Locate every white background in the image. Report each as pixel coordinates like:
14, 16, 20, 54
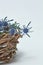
0, 0, 43, 65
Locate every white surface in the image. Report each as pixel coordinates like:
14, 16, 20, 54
0, 0, 43, 65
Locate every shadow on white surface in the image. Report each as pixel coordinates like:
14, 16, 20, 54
0, 51, 24, 65
0, 50, 37, 65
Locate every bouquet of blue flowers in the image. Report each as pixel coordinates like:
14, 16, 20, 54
0, 17, 32, 63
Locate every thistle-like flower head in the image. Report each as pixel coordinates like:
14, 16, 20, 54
9, 28, 16, 35
20, 21, 33, 37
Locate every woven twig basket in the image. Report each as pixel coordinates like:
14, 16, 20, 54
0, 33, 22, 63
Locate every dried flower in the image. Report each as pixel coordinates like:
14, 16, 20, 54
20, 21, 32, 37
9, 28, 16, 35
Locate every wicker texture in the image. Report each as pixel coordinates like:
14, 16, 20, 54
0, 33, 22, 63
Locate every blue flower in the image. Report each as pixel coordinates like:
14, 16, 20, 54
23, 28, 28, 34
9, 28, 16, 35
3, 22, 8, 26
20, 21, 32, 37
0, 21, 3, 27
